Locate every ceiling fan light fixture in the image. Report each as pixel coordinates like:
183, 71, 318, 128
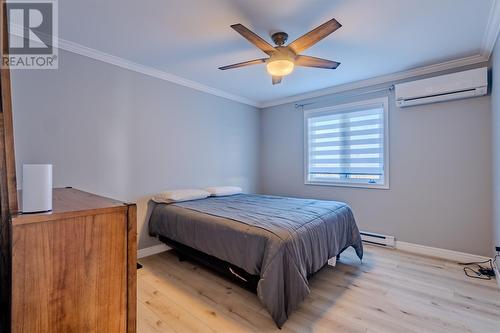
220, 19, 342, 84
266, 58, 294, 76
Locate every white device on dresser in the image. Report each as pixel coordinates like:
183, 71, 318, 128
22, 164, 52, 213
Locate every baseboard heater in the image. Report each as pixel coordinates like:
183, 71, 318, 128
360, 231, 395, 248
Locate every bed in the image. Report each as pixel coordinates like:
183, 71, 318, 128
148, 193, 363, 328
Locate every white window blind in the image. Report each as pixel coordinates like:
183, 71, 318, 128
304, 97, 388, 188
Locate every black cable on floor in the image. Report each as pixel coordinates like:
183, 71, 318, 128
458, 257, 496, 280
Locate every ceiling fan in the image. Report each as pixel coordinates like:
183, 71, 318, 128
219, 19, 341, 85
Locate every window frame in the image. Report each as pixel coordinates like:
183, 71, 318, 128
303, 96, 390, 189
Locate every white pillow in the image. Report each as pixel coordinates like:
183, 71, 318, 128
152, 189, 210, 204
204, 186, 242, 197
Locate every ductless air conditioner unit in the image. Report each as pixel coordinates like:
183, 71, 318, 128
395, 67, 488, 108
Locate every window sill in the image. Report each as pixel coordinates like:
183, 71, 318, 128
304, 180, 390, 190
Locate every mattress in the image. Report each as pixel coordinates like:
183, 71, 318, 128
148, 193, 363, 327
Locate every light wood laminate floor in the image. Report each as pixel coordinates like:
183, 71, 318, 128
137, 245, 500, 333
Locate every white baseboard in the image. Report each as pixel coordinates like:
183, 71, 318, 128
396, 241, 491, 263
138, 244, 171, 259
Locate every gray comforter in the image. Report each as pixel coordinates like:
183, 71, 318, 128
149, 194, 363, 327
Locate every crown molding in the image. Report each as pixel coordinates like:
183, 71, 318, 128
8, 24, 259, 107
55, 38, 259, 107
259, 0, 499, 108
481, 0, 500, 58
259, 53, 488, 108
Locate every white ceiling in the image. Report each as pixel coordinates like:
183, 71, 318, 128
59, 0, 497, 106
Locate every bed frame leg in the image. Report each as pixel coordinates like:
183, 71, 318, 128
327, 254, 341, 267
327, 257, 336, 267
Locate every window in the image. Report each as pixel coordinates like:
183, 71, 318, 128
304, 97, 389, 189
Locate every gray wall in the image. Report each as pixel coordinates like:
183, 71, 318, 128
11, 49, 260, 249
260, 67, 493, 256
492, 34, 500, 254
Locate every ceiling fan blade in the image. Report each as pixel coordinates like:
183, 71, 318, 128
295, 55, 340, 69
219, 58, 267, 70
231, 24, 276, 55
288, 18, 341, 54
272, 76, 282, 85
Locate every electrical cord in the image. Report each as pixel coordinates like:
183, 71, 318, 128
458, 257, 497, 280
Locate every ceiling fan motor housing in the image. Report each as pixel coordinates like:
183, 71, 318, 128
271, 32, 288, 46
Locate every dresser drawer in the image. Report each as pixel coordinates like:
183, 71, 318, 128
10, 188, 136, 333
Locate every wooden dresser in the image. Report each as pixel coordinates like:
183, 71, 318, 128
10, 188, 137, 333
